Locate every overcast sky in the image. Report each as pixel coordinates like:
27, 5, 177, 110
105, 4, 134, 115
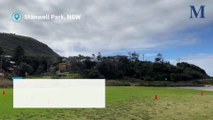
1, 0, 213, 76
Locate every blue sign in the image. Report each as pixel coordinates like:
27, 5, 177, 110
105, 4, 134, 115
12, 77, 22, 80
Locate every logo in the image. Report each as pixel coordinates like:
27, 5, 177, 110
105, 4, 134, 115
12, 11, 22, 22
190, 5, 205, 18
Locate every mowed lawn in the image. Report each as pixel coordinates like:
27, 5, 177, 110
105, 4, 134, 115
0, 87, 213, 120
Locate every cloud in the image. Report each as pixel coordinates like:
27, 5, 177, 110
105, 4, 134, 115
0, 0, 213, 57
144, 53, 157, 57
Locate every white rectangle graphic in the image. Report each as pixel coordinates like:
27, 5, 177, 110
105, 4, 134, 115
13, 79, 105, 108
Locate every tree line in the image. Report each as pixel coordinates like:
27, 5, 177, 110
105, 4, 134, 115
0, 46, 209, 81
68, 52, 209, 81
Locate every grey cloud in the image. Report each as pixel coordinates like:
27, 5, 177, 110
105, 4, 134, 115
0, 0, 213, 56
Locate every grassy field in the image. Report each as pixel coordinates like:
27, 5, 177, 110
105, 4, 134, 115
0, 87, 213, 120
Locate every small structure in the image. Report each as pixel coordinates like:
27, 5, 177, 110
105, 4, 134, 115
58, 63, 70, 72
0, 70, 4, 77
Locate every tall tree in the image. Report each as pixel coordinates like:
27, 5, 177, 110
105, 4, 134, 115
0, 47, 4, 70
0, 47, 4, 55
155, 53, 164, 63
13, 45, 25, 63
97, 52, 102, 61
128, 52, 139, 61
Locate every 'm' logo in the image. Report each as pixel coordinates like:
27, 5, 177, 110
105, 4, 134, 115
190, 5, 205, 18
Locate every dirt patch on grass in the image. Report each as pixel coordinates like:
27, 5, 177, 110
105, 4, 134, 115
0, 79, 13, 87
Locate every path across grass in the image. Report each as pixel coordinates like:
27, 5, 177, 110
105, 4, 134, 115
0, 87, 213, 120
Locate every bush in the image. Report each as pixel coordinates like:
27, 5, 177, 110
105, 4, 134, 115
106, 80, 130, 86
18, 62, 33, 76
83, 68, 104, 79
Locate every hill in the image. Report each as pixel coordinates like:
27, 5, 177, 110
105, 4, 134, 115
67, 55, 210, 81
0, 33, 59, 57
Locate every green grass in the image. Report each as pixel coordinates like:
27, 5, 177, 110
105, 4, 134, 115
62, 72, 83, 79
0, 87, 213, 120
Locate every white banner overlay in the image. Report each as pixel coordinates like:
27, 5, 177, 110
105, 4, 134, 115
13, 79, 105, 108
